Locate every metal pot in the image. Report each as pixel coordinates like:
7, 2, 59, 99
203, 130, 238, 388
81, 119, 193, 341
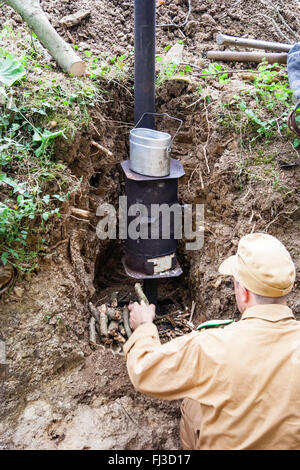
129, 112, 182, 178
130, 127, 172, 177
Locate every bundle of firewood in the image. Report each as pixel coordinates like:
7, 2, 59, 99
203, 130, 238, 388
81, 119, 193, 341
88, 294, 132, 350
88, 283, 197, 350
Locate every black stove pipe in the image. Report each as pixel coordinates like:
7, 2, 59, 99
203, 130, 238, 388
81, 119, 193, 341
134, 0, 158, 306
134, 0, 156, 129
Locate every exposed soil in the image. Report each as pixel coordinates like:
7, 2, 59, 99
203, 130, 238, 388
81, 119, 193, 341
0, 0, 300, 450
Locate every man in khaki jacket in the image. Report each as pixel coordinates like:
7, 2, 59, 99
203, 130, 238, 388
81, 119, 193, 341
123, 233, 299, 450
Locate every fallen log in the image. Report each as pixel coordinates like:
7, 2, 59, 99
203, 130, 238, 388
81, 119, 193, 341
216, 33, 292, 53
206, 50, 287, 64
4, 0, 86, 76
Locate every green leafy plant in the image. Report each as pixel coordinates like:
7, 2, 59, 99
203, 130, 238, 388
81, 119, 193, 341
217, 62, 293, 146
32, 128, 66, 157
0, 31, 88, 271
156, 42, 193, 85
201, 63, 230, 84
0, 55, 26, 86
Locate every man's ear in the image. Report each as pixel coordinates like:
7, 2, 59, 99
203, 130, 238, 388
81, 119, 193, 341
240, 284, 249, 303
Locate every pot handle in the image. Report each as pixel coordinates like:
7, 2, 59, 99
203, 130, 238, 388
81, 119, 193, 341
134, 112, 183, 150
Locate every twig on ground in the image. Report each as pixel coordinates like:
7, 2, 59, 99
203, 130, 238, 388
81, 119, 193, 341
275, 9, 298, 41
185, 96, 202, 109
91, 141, 113, 158
258, 0, 299, 40
264, 208, 298, 232
64, 28, 76, 44
48, 238, 69, 252
203, 105, 211, 174
203, 145, 210, 174
199, 170, 204, 190
189, 301, 196, 322
71, 207, 91, 219
157, 0, 192, 28
70, 215, 90, 223
254, 14, 291, 42
108, 79, 134, 98
187, 164, 203, 193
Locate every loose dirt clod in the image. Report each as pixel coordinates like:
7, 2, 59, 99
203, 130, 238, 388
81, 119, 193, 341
59, 9, 90, 27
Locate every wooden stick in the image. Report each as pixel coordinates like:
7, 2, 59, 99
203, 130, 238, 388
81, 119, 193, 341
98, 304, 108, 337
89, 317, 97, 346
122, 306, 132, 339
88, 302, 99, 322
107, 307, 122, 321
207, 50, 287, 64
110, 291, 118, 308
108, 320, 119, 332
134, 283, 150, 306
71, 207, 91, 219
216, 33, 292, 52
189, 301, 196, 323
91, 141, 113, 158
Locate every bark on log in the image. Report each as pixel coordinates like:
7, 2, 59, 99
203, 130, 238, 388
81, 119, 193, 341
216, 33, 292, 53
4, 0, 86, 76
207, 50, 287, 64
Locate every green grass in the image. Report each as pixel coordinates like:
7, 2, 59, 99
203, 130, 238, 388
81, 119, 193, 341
217, 61, 293, 146
0, 26, 99, 271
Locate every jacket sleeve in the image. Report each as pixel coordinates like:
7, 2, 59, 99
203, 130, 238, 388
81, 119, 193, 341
288, 43, 300, 100
123, 322, 205, 401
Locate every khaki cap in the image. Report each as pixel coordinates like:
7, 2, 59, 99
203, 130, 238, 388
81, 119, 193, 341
218, 233, 295, 297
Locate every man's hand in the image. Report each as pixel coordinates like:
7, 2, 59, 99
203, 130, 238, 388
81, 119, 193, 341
128, 302, 156, 331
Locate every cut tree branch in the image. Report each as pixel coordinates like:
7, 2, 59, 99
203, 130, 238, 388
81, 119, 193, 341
206, 50, 287, 64
4, 0, 86, 76
216, 33, 292, 52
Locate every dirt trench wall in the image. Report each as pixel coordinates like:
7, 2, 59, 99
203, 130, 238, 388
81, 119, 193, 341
0, 82, 184, 450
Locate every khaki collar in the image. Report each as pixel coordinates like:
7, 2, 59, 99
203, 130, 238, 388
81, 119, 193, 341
241, 304, 295, 322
